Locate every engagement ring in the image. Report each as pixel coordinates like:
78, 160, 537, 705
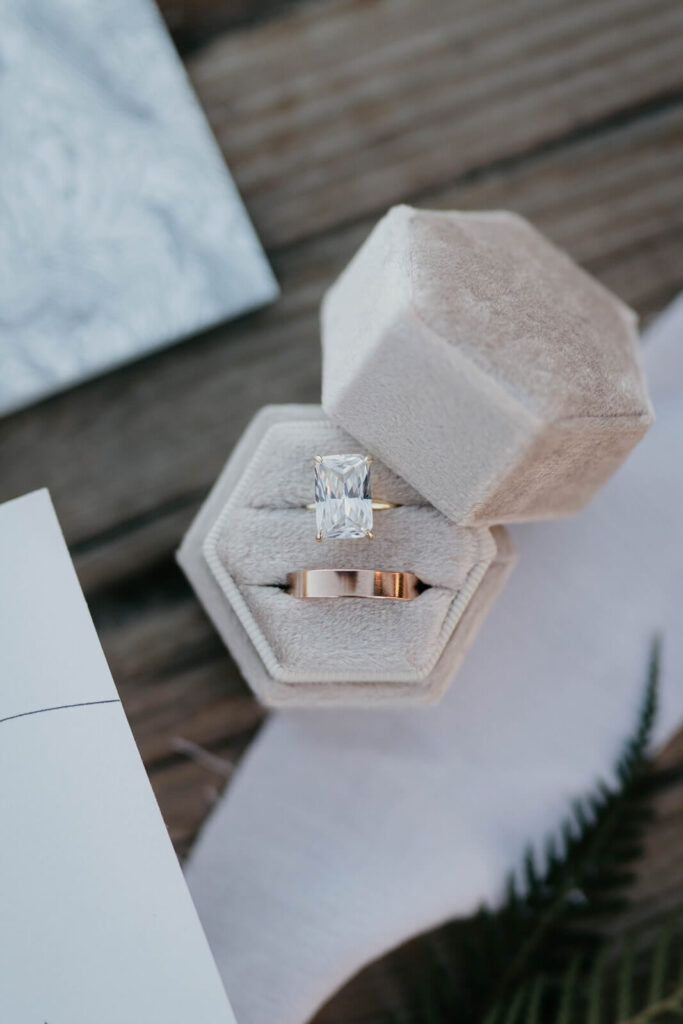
306, 453, 398, 541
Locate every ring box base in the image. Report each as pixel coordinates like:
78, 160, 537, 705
178, 405, 517, 708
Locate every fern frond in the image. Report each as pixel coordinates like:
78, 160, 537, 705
586, 948, 608, 1024
526, 976, 545, 1024
647, 918, 673, 1004
483, 919, 683, 1024
557, 956, 582, 1024
396, 638, 663, 1024
617, 932, 638, 1021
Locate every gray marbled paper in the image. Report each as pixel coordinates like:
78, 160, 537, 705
0, 0, 278, 416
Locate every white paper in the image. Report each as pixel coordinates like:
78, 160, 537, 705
0, 490, 237, 1024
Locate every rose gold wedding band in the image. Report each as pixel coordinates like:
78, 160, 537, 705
287, 569, 422, 600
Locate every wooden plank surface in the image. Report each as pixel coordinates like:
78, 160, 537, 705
189, 0, 683, 246
1, 0, 682, 1018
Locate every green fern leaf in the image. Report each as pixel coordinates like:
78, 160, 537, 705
616, 932, 637, 1021
556, 957, 582, 1024
394, 638, 662, 1024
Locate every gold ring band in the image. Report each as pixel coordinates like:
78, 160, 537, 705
303, 500, 398, 512
287, 569, 423, 600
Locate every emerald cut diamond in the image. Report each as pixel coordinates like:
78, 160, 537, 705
314, 453, 373, 540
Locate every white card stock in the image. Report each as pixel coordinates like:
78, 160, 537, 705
0, 490, 237, 1024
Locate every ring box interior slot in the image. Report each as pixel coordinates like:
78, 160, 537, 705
178, 207, 653, 708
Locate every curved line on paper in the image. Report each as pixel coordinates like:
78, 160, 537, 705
0, 698, 121, 726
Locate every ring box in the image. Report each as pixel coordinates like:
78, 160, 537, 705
178, 207, 653, 708
178, 404, 517, 707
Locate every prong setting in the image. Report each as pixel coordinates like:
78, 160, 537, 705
313, 453, 373, 540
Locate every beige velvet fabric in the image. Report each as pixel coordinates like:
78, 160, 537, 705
177, 405, 518, 708
321, 206, 653, 525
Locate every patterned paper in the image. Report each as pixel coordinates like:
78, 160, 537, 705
0, 0, 278, 416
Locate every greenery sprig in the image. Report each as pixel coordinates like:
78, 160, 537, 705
392, 639, 674, 1024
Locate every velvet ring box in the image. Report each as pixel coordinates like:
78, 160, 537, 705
178, 207, 653, 709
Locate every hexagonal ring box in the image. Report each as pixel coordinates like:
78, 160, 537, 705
178, 207, 653, 708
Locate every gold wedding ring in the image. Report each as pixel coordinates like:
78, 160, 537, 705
303, 500, 397, 512
287, 569, 423, 600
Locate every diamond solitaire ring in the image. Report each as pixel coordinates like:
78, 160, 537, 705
306, 453, 398, 541
287, 569, 423, 600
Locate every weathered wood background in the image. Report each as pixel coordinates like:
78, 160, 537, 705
1, 0, 682, 1018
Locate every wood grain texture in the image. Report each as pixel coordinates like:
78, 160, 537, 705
188, 0, 683, 247
0, 0, 681, 1016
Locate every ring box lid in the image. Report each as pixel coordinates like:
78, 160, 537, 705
321, 206, 654, 525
